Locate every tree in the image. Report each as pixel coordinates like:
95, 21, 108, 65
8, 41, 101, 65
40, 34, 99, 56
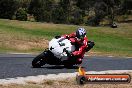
19, 0, 31, 8
102, 0, 121, 24
121, 0, 132, 14
90, 1, 107, 26
57, 0, 84, 24
86, 0, 121, 26
52, 6, 66, 23
58, 0, 71, 23
0, 0, 20, 19
28, 0, 54, 22
77, 0, 104, 26
16, 8, 27, 21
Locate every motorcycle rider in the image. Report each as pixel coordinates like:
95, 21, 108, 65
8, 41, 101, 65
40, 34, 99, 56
62, 27, 88, 64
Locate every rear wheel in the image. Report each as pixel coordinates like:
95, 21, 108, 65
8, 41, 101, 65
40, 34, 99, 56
32, 53, 46, 68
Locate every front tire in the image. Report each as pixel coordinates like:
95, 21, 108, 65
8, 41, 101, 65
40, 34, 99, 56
32, 53, 46, 68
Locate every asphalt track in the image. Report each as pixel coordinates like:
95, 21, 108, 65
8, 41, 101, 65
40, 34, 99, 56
0, 54, 132, 79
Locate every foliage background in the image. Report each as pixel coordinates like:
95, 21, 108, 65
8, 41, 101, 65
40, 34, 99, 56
0, 0, 131, 26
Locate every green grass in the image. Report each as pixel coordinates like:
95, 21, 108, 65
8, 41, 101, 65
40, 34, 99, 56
88, 27, 132, 56
0, 19, 132, 57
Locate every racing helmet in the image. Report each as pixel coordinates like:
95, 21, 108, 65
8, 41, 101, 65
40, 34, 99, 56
76, 28, 86, 39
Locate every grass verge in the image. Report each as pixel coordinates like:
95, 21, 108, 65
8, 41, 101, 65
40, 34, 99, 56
0, 19, 131, 57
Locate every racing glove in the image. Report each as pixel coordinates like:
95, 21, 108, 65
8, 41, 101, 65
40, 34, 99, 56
65, 35, 69, 39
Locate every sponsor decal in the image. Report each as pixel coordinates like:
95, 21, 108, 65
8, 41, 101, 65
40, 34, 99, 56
76, 67, 131, 85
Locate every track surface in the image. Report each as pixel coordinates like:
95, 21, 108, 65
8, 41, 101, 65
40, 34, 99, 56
0, 54, 132, 79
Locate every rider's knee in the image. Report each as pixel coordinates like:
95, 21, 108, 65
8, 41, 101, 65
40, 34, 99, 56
77, 58, 82, 64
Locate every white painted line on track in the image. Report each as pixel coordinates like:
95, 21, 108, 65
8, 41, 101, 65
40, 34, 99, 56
108, 56, 114, 57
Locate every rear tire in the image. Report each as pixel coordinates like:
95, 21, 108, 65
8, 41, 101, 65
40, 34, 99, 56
32, 53, 46, 68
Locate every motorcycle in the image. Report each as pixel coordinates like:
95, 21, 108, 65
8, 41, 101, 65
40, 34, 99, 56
32, 36, 94, 68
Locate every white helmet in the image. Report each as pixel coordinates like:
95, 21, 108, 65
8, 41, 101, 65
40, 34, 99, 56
76, 28, 86, 39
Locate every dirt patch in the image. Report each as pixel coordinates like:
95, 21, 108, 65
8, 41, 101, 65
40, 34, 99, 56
39, 76, 132, 88
0, 84, 41, 88
0, 30, 49, 52
0, 73, 132, 88
0, 33, 49, 51
9, 39, 49, 51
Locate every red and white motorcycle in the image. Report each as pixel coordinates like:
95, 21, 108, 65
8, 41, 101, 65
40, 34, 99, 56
32, 36, 94, 68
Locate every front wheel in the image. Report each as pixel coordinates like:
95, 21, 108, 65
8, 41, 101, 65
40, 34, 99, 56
32, 53, 46, 68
